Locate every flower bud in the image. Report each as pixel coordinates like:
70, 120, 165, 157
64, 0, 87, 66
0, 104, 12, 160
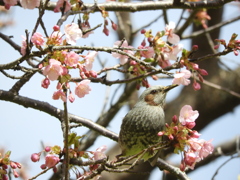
31, 153, 40, 162
45, 146, 51, 152
192, 45, 198, 51
193, 81, 201, 91
157, 131, 164, 136
140, 29, 146, 34
172, 115, 178, 123
198, 68, 208, 76
53, 25, 60, 31
168, 134, 174, 140
40, 164, 47, 170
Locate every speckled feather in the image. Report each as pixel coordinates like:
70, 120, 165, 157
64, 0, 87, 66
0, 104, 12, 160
118, 85, 176, 164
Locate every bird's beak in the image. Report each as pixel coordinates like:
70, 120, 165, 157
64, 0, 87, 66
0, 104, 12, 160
163, 84, 178, 92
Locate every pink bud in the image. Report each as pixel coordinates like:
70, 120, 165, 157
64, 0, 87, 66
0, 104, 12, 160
191, 63, 199, 70
198, 69, 208, 76
147, 37, 152, 43
2, 164, 8, 170
140, 29, 146, 34
214, 44, 220, 49
45, 146, 51, 152
151, 75, 158, 81
192, 45, 198, 51
165, 123, 169, 128
2, 174, 8, 180
193, 81, 201, 91
168, 134, 174, 140
89, 70, 98, 78
45, 154, 60, 168
10, 162, 17, 169
234, 50, 239, 56
41, 78, 50, 89
111, 21, 118, 30
186, 122, 196, 129
103, 26, 109, 36
13, 170, 19, 178
68, 92, 75, 103
53, 25, 60, 31
141, 39, 146, 46
157, 131, 164, 136
172, 115, 178, 123
130, 60, 137, 65
190, 130, 201, 138
31, 153, 40, 162
40, 164, 47, 169
173, 126, 178, 132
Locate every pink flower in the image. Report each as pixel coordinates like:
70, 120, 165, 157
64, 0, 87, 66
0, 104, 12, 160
158, 55, 171, 68
168, 44, 183, 60
112, 40, 134, 65
75, 80, 91, 98
64, 51, 79, 67
31, 32, 44, 46
172, 70, 191, 86
49, 31, 63, 45
179, 105, 199, 127
93, 145, 107, 160
45, 154, 60, 168
198, 139, 214, 159
21, 36, 27, 56
139, 45, 154, 58
52, 90, 66, 102
42, 59, 63, 81
165, 21, 180, 44
183, 151, 198, 170
3, 0, 18, 9
20, 0, 40, 9
85, 51, 98, 71
54, 0, 71, 13
64, 23, 82, 45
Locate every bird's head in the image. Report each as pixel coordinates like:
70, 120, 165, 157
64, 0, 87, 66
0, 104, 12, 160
138, 85, 177, 106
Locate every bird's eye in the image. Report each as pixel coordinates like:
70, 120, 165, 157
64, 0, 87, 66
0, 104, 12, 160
150, 90, 157, 94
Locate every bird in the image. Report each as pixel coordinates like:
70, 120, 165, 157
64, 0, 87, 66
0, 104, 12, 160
118, 84, 177, 166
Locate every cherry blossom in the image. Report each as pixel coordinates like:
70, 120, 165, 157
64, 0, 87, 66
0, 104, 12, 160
52, 90, 66, 102
42, 59, 63, 81
138, 45, 154, 58
20, 0, 40, 9
68, 91, 75, 103
93, 145, 107, 160
198, 139, 214, 159
179, 105, 199, 127
64, 23, 82, 45
44, 154, 60, 168
31, 32, 44, 46
112, 40, 134, 65
64, 51, 79, 67
172, 70, 191, 86
31, 153, 40, 162
165, 21, 180, 44
48, 31, 63, 45
54, 0, 71, 13
85, 51, 98, 71
75, 80, 91, 98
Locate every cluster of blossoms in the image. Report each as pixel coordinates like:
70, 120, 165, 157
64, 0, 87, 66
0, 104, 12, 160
21, 23, 100, 102
31, 146, 61, 172
30, 134, 107, 180
0, 151, 22, 179
111, 21, 208, 90
158, 105, 214, 171
215, 33, 240, 56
